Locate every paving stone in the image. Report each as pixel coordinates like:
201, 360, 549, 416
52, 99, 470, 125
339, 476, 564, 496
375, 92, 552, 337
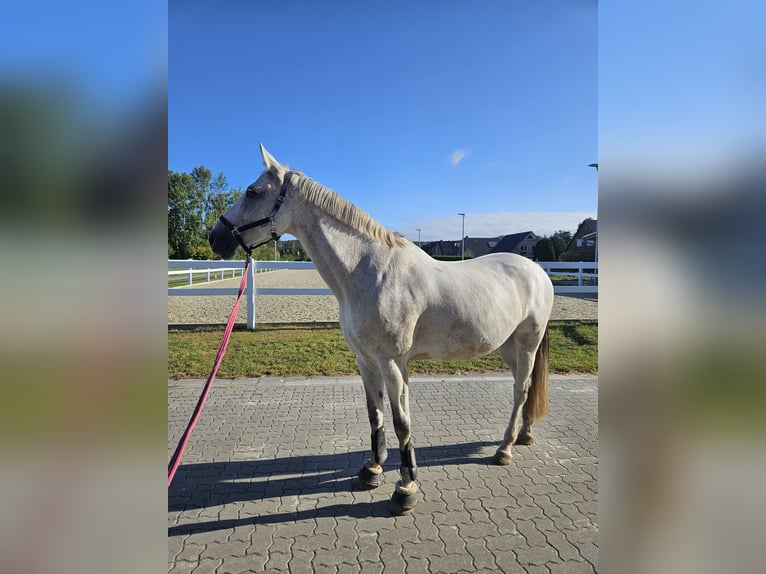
378, 526, 417, 547
494, 549, 525, 573
350, 531, 378, 561
240, 549, 268, 571
465, 537, 498, 571
191, 557, 221, 573
175, 542, 205, 564
313, 547, 359, 568
269, 536, 293, 555
457, 520, 500, 540
168, 374, 598, 574
544, 531, 583, 562
437, 524, 467, 555
402, 539, 446, 560
576, 541, 598, 569
215, 554, 264, 574
168, 535, 186, 562
516, 519, 548, 547
379, 545, 406, 573
263, 551, 290, 572
169, 560, 197, 574
516, 544, 560, 566
200, 540, 249, 560
548, 559, 597, 574
359, 561, 384, 574
428, 552, 475, 573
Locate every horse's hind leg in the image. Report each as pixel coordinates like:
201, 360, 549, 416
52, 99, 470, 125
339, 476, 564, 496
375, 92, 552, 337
379, 358, 418, 515
493, 325, 545, 465
354, 357, 387, 489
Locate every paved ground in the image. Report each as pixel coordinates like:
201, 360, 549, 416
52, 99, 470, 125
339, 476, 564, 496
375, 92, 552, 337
168, 373, 598, 573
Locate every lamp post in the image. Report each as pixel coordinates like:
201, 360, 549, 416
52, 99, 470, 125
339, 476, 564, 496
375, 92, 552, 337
416, 228, 421, 247
588, 163, 598, 261
458, 213, 466, 260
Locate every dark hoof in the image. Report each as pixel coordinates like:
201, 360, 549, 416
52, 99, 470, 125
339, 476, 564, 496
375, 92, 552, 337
514, 432, 535, 445
353, 465, 384, 490
390, 490, 417, 516
492, 449, 513, 466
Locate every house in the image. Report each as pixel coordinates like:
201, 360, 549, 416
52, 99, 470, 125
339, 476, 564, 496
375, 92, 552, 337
420, 232, 539, 259
562, 218, 598, 261
419, 237, 500, 258
418, 240, 461, 258
489, 231, 539, 259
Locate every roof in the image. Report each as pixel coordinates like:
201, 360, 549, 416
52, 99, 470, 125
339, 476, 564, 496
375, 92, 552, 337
463, 236, 504, 257
420, 232, 539, 258
575, 218, 597, 238
565, 218, 598, 252
489, 231, 538, 254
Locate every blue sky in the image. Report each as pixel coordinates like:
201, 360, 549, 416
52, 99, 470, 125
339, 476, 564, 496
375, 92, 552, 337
1, 1, 166, 115
599, 1, 765, 177
169, 0, 597, 241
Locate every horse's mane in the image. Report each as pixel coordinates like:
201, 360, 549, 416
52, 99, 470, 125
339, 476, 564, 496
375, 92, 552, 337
293, 173, 410, 248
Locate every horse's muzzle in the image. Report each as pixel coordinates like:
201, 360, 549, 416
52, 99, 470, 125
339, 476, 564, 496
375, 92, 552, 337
208, 224, 238, 259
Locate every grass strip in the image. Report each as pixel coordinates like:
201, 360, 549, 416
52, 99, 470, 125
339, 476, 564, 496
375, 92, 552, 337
168, 321, 596, 379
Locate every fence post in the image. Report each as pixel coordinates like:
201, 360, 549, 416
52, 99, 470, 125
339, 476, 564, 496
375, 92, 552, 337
247, 260, 256, 330
188, 268, 193, 285
578, 262, 583, 286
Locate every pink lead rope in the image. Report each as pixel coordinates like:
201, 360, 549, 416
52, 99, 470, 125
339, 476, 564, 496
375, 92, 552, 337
168, 257, 251, 487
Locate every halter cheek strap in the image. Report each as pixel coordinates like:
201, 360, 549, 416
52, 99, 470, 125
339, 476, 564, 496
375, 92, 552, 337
218, 171, 292, 255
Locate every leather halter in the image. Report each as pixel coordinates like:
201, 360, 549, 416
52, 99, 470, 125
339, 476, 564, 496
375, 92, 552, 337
218, 172, 293, 255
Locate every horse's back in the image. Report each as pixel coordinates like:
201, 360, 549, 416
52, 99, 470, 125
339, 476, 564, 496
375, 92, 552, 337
431, 252, 552, 314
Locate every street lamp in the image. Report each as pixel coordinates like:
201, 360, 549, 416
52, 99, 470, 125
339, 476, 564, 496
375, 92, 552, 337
416, 228, 421, 247
458, 213, 466, 260
588, 163, 598, 261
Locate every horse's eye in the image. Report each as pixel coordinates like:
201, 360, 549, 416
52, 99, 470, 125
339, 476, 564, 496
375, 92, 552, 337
246, 186, 258, 197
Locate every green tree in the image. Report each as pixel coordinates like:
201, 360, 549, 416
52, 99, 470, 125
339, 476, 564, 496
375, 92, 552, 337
168, 166, 243, 259
550, 230, 573, 260
534, 237, 556, 261
168, 170, 204, 259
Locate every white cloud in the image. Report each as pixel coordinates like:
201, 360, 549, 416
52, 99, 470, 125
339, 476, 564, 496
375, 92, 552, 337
396, 211, 597, 243
448, 148, 469, 166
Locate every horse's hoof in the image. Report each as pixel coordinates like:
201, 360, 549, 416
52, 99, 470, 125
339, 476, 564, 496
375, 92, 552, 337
389, 480, 418, 516
514, 432, 535, 445
353, 464, 384, 490
492, 449, 513, 466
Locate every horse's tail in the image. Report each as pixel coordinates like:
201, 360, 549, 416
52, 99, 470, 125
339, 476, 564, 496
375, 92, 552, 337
524, 327, 549, 422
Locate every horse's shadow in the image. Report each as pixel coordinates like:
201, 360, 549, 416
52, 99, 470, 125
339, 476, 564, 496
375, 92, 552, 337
168, 441, 497, 534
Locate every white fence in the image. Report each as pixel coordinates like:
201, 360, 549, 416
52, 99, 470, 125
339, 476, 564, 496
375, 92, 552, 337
536, 261, 599, 293
168, 267, 243, 285
168, 259, 597, 329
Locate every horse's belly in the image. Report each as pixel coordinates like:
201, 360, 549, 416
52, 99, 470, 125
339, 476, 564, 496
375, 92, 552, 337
409, 324, 506, 362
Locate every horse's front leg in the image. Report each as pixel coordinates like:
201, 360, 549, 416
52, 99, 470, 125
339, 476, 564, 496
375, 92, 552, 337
354, 358, 387, 489
380, 358, 418, 515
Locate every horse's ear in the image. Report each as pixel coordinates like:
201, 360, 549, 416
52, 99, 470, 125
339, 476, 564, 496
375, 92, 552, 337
260, 143, 282, 174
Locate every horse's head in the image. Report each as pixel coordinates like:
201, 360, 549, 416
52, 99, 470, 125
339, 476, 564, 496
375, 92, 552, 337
209, 144, 292, 259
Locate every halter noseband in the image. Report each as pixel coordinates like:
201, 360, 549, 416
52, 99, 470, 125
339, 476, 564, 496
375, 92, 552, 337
218, 171, 293, 256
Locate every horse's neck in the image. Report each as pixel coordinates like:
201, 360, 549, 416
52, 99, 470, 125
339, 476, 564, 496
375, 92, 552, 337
289, 207, 391, 297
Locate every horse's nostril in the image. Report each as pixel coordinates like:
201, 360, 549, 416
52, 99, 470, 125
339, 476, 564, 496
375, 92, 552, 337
208, 232, 215, 247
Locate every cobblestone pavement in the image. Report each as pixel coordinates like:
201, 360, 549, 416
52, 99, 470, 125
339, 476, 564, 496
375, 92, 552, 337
168, 374, 598, 573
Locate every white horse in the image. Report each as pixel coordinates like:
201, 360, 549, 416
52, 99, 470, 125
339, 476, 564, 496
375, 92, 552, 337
209, 145, 554, 515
